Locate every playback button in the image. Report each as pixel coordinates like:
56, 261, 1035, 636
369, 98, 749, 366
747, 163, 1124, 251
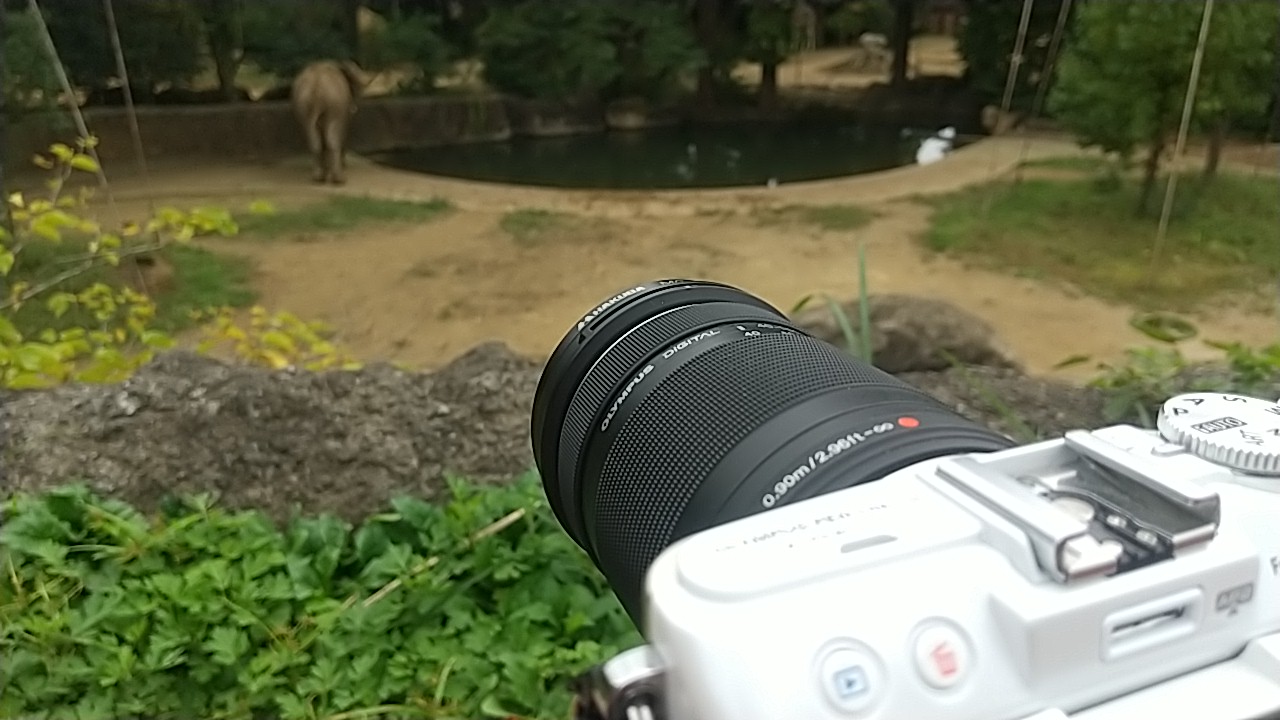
818, 645, 883, 714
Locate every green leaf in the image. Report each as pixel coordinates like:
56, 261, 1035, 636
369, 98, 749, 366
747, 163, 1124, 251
69, 154, 100, 173
13, 343, 61, 372
0, 315, 23, 344
46, 292, 76, 318
204, 626, 249, 666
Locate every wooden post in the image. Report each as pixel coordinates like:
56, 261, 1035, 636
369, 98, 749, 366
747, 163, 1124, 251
0, 5, 14, 238
1149, 0, 1215, 276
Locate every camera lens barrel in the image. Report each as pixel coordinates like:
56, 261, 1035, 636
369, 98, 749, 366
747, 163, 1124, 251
531, 280, 1014, 623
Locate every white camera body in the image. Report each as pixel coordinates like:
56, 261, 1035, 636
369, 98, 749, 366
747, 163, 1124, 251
587, 394, 1280, 720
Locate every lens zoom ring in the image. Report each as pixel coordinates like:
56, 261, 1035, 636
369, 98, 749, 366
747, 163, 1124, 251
593, 332, 937, 611
558, 302, 788, 492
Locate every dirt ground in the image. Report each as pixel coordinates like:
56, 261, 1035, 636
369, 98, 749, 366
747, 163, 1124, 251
66, 41, 1280, 384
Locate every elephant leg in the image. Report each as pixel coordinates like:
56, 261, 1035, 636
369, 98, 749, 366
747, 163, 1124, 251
302, 116, 326, 183
323, 113, 350, 185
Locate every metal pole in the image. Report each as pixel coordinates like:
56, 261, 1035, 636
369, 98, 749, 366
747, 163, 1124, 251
26, 0, 119, 218
0, 5, 15, 238
102, 0, 150, 187
1149, 0, 1215, 275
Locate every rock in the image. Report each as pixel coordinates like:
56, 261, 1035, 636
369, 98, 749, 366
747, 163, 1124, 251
505, 97, 604, 137
0, 342, 540, 525
898, 365, 1109, 441
604, 97, 680, 130
792, 294, 1023, 373
0, 334, 1119, 527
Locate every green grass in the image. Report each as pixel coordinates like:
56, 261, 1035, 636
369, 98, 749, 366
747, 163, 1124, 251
755, 203, 875, 232
1017, 155, 1117, 172
235, 195, 454, 239
499, 208, 572, 247
7, 239, 255, 336
154, 244, 256, 330
923, 171, 1280, 311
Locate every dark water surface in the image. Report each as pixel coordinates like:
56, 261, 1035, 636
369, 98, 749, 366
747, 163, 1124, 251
368, 122, 931, 190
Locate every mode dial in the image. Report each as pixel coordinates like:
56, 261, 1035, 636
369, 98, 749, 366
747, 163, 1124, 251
1157, 393, 1280, 476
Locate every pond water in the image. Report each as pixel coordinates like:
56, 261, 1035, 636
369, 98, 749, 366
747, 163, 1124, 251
368, 122, 937, 190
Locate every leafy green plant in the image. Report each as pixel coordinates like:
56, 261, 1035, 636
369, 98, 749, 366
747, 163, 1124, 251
1089, 340, 1280, 426
0, 473, 641, 720
1, 138, 368, 389
192, 305, 363, 371
0, 138, 238, 389
793, 242, 873, 363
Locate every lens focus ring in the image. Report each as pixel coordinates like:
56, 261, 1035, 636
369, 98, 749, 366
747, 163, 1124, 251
556, 301, 791, 547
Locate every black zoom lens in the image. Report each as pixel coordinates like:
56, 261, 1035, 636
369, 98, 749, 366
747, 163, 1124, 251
530, 280, 1014, 625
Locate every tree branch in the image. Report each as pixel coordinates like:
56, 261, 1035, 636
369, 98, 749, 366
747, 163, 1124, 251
0, 241, 165, 310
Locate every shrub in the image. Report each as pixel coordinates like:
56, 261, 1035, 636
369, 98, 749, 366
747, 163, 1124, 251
0, 473, 640, 719
0, 138, 236, 389
1, 138, 362, 390
1090, 341, 1280, 426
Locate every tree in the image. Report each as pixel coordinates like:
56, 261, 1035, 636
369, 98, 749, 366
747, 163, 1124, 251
603, 1, 704, 104
359, 9, 454, 94
1050, 1, 1231, 213
692, 0, 737, 110
239, 0, 350, 79
959, 0, 1075, 110
888, 0, 914, 87
1193, 0, 1279, 177
2, 7, 61, 117
194, 0, 244, 102
37, 0, 205, 100
738, 0, 792, 110
824, 0, 892, 46
475, 0, 618, 102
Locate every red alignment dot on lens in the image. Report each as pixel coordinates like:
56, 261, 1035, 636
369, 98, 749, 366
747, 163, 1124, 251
898, 417, 920, 428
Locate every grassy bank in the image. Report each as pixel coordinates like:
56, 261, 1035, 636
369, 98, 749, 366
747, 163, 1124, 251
0, 473, 639, 720
923, 169, 1279, 311
235, 196, 454, 240
9, 239, 256, 336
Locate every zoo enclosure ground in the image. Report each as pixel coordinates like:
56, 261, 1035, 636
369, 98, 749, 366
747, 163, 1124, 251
73, 129, 1279, 385
25, 37, 1275, 384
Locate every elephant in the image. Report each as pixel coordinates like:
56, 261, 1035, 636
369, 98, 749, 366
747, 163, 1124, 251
290, 60, 366, 185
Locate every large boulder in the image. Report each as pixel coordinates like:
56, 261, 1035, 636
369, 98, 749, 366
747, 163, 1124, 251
0, 342, 540, 524
792, 294, 1023, 373
0, 332, 1117, 527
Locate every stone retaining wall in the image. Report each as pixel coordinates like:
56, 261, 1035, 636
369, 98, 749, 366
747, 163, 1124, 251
6, 84, 988, 164
7, 94, 514, 163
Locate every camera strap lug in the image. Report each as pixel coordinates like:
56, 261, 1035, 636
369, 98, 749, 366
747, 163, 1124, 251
572, 645, 666, 720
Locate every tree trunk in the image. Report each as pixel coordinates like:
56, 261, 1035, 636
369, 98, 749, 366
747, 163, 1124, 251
1270, 21, 1280, 141
693, 0, 722, 112
339, 0, 361, 57
203, 0, 241, 102
1203, 116, 1227, 180
890, 0, 915, 88
759, 60, 779, 110
1139, 133, 1166, 216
